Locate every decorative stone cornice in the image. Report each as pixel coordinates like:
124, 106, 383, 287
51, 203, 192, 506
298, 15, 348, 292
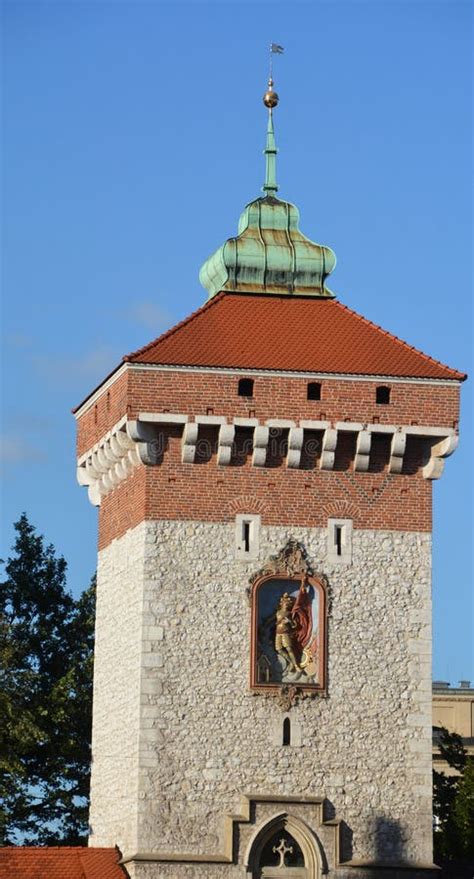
77, 413, 458, 506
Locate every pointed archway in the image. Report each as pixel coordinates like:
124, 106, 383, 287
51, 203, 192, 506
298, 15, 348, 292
245, 813, 323, 879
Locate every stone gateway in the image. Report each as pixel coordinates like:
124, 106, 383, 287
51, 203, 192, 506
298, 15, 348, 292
74, 74, 465, 879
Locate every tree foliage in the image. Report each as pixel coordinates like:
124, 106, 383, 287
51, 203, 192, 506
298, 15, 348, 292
0, 514, 95, 844
433, 725, 474, 869
451, 757, 474, 858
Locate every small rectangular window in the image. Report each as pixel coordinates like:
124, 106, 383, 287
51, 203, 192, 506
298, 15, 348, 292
235, 514, 260, 560
307, 382, 321, 401
238, 378, 254, 397
327, 518, 353, 565
376, 385, 391, 405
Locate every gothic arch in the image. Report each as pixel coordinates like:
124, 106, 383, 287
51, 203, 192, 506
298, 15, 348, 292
244, 811, 325, 877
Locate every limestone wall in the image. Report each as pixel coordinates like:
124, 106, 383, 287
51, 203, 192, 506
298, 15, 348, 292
88, 524, 145, 854
90, 519, 433, 872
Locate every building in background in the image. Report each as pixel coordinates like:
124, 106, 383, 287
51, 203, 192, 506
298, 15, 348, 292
433, 680, 474, 775
73, 74, 465, 879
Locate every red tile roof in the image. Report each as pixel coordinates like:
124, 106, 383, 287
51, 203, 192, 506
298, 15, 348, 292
124, 292, 465, 380
0, 847, 127, 879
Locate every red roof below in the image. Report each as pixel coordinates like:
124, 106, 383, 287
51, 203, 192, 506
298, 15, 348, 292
124, 293, 464, 380
0, 847, 126, 879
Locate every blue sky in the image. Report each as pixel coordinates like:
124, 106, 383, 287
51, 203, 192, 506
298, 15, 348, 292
2, 0, 472, 682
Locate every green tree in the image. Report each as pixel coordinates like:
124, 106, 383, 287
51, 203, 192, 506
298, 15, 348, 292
451, 758, 474, 859
433, 725, 474, 870
0, 514, 95, 844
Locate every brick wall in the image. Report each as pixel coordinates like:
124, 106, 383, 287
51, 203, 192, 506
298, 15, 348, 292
95, 435, 432, 549
74, 366, 460, 550
76, 367, 460, 456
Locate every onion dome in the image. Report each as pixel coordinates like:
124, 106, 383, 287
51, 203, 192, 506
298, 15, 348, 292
199, 78, 336, 299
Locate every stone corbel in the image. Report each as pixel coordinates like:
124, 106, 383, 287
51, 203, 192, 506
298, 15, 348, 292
126, 420, 161, 465
77, 420, 139, 507
287, 427, 304, 469
77, 461, 102, 507
77, 412, 460, 506
423, 434, 459, 480
112, 430, 140, 480
320, 428, 338, 471
100, 440, 126, 491
354, 430, 371, 472
253, 426, 270, 467
389, 431, 407, 474
217, 424, 235, 466
181, 423, 199, 464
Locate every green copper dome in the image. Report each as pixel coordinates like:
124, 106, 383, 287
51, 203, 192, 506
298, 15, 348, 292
199, 104, 336, 299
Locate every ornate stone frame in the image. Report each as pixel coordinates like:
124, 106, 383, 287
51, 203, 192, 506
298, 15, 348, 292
249, 541, 328, 697
244, 812, 325, 877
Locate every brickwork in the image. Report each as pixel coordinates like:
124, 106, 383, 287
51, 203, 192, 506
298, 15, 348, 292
96, 433, 433, 549
74, 365, 460, 551
76, 366, 460, 457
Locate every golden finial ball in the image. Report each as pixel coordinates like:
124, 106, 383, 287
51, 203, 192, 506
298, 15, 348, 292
263, 88, 279, 109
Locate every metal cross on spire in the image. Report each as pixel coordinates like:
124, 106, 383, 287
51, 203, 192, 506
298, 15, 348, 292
262, 42, 284, 195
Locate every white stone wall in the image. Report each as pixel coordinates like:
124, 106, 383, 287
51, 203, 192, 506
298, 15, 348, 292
88, 524, 146, 853
90, 519, 433, 871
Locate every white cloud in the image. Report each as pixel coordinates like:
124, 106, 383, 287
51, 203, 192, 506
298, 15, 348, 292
125, 301, 174, 333
32, 346, 120, 384
0, 435, 45, 465
5, 333, 35, 350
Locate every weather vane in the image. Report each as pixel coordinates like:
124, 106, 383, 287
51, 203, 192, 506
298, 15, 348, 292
264, 42, 284, 110
262, 44, 284, 195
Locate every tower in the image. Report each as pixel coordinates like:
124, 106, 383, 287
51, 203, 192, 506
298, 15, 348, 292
74, 74, 465, 879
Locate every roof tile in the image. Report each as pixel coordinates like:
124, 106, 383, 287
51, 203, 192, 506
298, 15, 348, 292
124, 292, 465, 380
0, 847, 126, 879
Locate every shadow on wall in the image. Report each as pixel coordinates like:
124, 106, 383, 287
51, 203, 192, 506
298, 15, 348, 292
372, 815, 473, 878
340, 819, 354, 864
325, 799, 353, 863
374, 816, 407, 863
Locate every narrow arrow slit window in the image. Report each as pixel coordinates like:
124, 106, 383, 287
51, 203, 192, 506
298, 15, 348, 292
235, 514, 260, 560
328, 518, 353, 564
243, 521, 251, 553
